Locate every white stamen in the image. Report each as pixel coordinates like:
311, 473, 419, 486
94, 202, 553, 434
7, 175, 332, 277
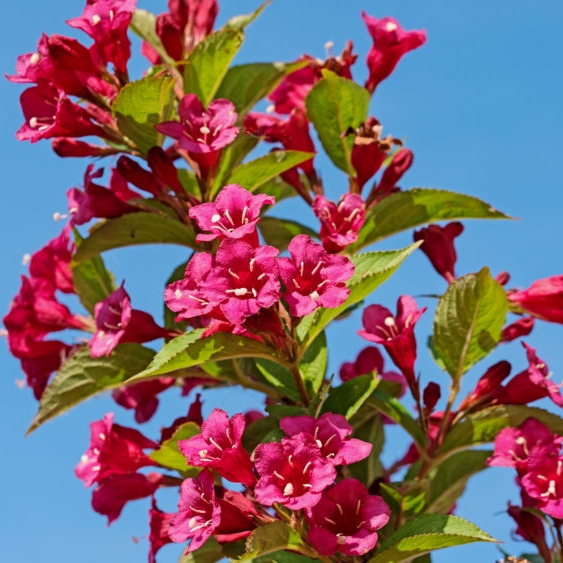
385, 21, 398, 31
99, 433, 106, 440
21, 253, 31, 266
211, 213, 221, 223
200, 125, 211, 135
30, 53, 40, 65
175, 289, 183, 299
310, 290, 320, 301
92, 14, 101, 25
283, 482, 294, 496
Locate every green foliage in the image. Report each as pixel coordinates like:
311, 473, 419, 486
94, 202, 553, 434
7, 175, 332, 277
130, 9, 171, 63
149, 421, 201, 474
321, 373, 379, 420
431, 267, 508, 380
369, 514, 496, 563
258, 217, 318, 252
300, 330, 327, 396
242, 521, 305, 561
28, 344, 156, 433
73, 213, 197, 262
112, 76, 175, 154
350, 188, 511, 251
178, 537, 223, 563
306, 70, 370, 174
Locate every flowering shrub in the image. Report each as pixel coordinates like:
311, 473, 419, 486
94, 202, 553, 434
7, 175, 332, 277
4, 1, 563, 562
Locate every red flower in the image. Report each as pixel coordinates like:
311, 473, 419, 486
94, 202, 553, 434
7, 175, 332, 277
508, 275, 563, 324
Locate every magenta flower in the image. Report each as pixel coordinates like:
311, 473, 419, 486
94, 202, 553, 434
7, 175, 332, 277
508, 275, 563, 324
92, 472, 163, 524
313, 194, 366, 253
358, 295, 426, 386
521, 452, 563, 519
413, 222, 464, 283
362, 13, 426, 94
253, 434, 336, 510
189, 183, 274, 244
75, 413, 158, 488
280, 413, 371, 466
156, 93, 238, 154
178, 408, 256, 486
207, 240, 281, 325
305, 479, 390, 556
168, 470, 221, 551
500, 316, 534, 343
148, 498, 175, 563
368, 147, 413, 205
278, 234, 354, 317
214, 489, 259, 543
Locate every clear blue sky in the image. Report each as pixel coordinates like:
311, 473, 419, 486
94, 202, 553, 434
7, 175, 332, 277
2, 1, 563, 562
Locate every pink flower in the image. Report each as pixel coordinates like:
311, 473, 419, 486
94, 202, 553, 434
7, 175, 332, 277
367, 147, 413, 205
458, 360, 512, 412
168, 470, 221, 551
500, 316, 535, 343
178, 408, 256, 486
278, 234, 354, 317
254, 434, 336, 510
75, 413, 158, 488
156, 94, 238, 154
189, 183, 274, 244
362, 13, 426, 94
214, 489, 259, 543
508, 275, 563, 324
207, 240, 281, 325
358, 295, 426, 387
521, 452, 563, 519
413, 222, 464, 283
148, 498, 175, 563
313, 194, 366, 253
279, 413, 371, 466
305, 479, 390, 556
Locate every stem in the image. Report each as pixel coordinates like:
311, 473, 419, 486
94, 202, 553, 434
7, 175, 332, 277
230, 359, 282, 400
290, 364, 310, 406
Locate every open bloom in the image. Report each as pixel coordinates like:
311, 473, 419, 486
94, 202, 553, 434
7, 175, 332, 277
278, 234, 354, 317
306, 479, 390, 556
178, 408, 256, 486
508, 275, 563, 324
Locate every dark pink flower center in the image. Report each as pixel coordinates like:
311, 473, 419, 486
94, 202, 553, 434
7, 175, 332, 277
273, 454, 314, 498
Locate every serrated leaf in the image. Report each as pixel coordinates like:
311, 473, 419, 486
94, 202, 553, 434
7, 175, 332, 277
178, 536, 222, 563
149, 421, 201, 474
258, 217, 317, 251
432, 267, 508, 381
71, 229, 116, 314
228, 150, 315, 193
321, 373, 378, 420
296, 244, 418, 350
112, 76, 175, 154
351, 188, 511, 251
27, 344, 155, 433
300, 330, 327, 397
254, 358, 301, 403
369, 514, 496, 563
242, 521, 303, 561
128, 330, 286, 382
130, 9, 172, 64
439, 405, 563, 458
425, 450, 491, 514
184, 28, 244, 106
305, 70, 369, 174
216, 61, 307, 116
73, 213, 196, 262
225, 2, 269, 31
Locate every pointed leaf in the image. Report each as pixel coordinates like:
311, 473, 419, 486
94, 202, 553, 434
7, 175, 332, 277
128, 330, 287, 382
439, 405, 563, 458
183, 28, 244, 106
348, 409, 384, 485
149, 421, 201, 474
178, 536, 222, 563
225, 2, 269, 31
432, 267, 508, 381
254, 177, 297, 203
369, 514, 496, 563
112, 75, 175, 154
254, 358, 301, 403
242, 521, 304, 561
321, 374, 378, 420
130, 9, 172, 64
228, 150, 315, 193
300, 330, 327, 396
216, 61, 308, 116
296, 244, 418, 349
351, 188, 510, 251
27, 344, 156, 433
73, 213, 196, 262
258, 217, 317, 252
71, 229, 116, 314
305, 70, 370, 174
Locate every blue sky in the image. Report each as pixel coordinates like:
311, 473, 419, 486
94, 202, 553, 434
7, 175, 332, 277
2, 1, 563, 562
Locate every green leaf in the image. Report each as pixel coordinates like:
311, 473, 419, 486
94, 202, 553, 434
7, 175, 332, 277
351, 188, 510, 251
258, 217, 317, 252
432, 267, 508, 381
425, 450, 491, 514
178, 536, 223, 563
112, 75, 175, 154
242, 521, 304, 561
369, 514, 496, 563
183, 28, 244, 106
128, 330, 285, 382
71, 229, 116, 314
296, 244, 418, 349
130, 9, 171, 64
229, 150, 315, 193
73, 213, 196, 262
254, 177, 298, 204
255, 359, 301, 403
321, 374, 378, 420
439, 405, 563, 458
27, 344, 156, 433
225, 2, 269, 31
216, 61, 307, 116
149, 421, 201, 474
348, 409, 384, 485
305, 70, 370, 174
300, 330, 327, 396
163, 259, 190, 331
